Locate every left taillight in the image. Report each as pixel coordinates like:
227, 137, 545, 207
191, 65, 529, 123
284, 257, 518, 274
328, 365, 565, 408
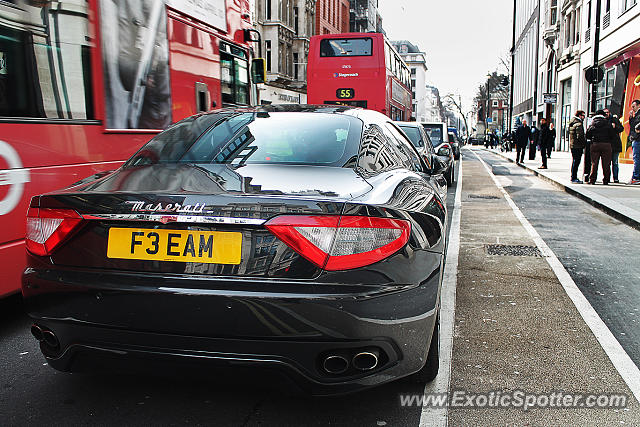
26, 208, 83, 256
265, 215, 411, 271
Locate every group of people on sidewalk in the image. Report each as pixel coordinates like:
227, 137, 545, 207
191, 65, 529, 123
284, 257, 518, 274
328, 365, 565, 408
510, 99, 640, 185
569, 99, 640, 185
513, 119, 555, 168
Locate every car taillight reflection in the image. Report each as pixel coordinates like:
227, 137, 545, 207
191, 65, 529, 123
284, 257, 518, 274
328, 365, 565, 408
265, 215, 410, 271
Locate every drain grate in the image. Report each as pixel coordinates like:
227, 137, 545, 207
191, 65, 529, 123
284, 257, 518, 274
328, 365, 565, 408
469, 194, 500, 200
485, 244, 542, 257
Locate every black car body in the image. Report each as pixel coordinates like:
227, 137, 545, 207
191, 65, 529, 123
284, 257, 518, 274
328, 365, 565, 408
22, 106, 447, 395
395, 121, 448, 194
418, 123, 455, 186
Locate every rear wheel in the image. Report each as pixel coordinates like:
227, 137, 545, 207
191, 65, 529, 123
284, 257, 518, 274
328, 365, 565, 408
406, 313, 440, 383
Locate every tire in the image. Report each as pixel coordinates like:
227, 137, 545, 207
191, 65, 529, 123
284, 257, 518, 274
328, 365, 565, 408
447, 165, 455, 186
406, 313, 440, 383
445, 167, 452, 186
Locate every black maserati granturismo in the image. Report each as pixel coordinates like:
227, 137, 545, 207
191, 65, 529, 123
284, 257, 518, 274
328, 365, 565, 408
22, 105, 448, 394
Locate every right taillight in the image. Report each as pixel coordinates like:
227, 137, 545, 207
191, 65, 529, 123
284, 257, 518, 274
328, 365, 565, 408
265, 215, 411, 271
26, 208, 83, 256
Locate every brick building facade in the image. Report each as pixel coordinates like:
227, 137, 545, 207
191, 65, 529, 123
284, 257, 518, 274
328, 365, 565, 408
316, 0, 349, 34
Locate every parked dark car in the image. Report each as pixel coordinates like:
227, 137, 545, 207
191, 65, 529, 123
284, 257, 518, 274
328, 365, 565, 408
396, 121, 450, 189
448, 132, 461, 160
412, 123, 455, 185
22, 105, 447, 395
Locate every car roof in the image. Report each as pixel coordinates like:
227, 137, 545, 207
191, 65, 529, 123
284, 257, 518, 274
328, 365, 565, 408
395, 121, 422, 127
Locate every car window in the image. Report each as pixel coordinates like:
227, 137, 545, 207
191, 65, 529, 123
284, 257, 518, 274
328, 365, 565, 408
422, 124, 443, 146
126, 112, 362, 167
448, 133, 456, 143
398, 125, 424, 148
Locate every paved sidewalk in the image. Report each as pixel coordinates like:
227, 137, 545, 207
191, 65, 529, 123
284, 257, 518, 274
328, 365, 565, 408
480, 147, 640, 230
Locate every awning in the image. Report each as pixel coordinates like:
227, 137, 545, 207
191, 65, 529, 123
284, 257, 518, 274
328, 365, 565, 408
604, 43, 640, 69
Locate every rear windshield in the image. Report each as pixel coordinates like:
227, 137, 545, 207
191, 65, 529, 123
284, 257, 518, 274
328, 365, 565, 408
125, 112, 362, 167
398, 125, 424, 148
422, 124, 443, 146
320, 38, 373, 57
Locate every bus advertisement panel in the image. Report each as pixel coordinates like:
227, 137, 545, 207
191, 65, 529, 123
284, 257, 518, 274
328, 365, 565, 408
0, 0, 254, 297
307, 33, 412, 120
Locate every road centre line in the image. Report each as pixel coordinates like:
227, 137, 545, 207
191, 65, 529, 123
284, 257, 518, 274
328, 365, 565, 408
472, 150, 640, 404
419, 156, 464, 427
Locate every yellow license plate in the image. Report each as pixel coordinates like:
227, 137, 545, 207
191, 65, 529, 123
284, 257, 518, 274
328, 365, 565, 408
107, 228, 242, 264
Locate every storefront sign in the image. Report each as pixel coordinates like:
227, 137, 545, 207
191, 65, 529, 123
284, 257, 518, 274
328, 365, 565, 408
543, 93, 558, 104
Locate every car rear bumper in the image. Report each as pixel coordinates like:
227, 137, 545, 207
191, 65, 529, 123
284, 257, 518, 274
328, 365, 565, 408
22, 260, 441, 395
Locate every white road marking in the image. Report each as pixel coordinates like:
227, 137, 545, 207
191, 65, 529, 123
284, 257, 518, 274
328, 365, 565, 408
419, 156, 463, 427
472, 150, 640, 404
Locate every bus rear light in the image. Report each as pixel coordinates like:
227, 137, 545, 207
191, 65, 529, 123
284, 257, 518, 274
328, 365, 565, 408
265, 215, 410, 271
26, 208, 83, 256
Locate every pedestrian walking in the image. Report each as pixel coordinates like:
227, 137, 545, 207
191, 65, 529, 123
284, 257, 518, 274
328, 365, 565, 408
629, 99, 640, 185
604, 108, 624, 183
548, 123, 556, 158
514, 120, 530, 164
529, 123, 538, 161
586, 110, 614, 185
538, 118, 553, 169
569, 110, 586, 183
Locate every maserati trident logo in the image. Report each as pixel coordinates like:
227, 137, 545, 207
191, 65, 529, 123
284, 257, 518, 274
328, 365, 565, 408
125, 201, 206, 214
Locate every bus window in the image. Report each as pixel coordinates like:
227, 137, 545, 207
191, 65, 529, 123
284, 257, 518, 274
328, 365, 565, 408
320, 38, 372, 57
220, 42, 249, 105
0, 13, 93, 120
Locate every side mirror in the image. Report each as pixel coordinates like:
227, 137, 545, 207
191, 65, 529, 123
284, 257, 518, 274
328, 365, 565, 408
251, 58, 266, 84
431, 156, 448, 176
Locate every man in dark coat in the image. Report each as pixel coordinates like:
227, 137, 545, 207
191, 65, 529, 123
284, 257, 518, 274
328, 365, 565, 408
586, 110, 615, 185
604, 109, 624, 183
569, 110, 586, 183
538, 118, 553, 169
514, 120, 531, 164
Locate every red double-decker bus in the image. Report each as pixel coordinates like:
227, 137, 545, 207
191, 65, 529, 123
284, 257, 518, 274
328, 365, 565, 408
307, 33, 412, 120
0, 0, 256, 297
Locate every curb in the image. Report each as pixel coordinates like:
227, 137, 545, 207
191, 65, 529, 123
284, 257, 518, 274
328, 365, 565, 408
483, 148, 640, 231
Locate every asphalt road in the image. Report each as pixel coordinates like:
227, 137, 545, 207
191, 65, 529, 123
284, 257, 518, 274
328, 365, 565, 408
477, 150, 640, 366
0, 165, 460, 427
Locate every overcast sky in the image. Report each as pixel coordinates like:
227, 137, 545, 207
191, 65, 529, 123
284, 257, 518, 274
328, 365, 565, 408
378, 0, 514, 110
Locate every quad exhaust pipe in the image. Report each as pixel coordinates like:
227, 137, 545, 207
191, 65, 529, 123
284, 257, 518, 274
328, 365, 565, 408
352, 349, 379, 371
31, 324, 60, 349
322, 348, 380, 374
322, 354, 349, 374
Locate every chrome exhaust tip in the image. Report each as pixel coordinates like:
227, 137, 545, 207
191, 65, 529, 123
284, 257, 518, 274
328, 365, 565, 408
352, 350, 379, 371
42, 330, 59, 349
30, 324, 44, 342
322, 354, 349, 374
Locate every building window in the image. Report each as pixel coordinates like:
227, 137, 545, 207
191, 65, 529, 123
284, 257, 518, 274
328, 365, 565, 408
492, 100, 499, 107
547, 54, 555, 93
294, 7, 299, 34
621, 0, 637, 13
266, 40, 272, 72
594, 68, 615, 111
267, 0, 272, 20
550, 0, 558, 25
293, 52, 299, 80
411, 68, 416, 75
560, 79, 572, 151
